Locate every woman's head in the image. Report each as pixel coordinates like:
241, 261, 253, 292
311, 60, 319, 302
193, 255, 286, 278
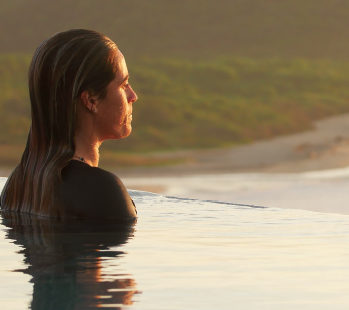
29, 29, 122, 149
1, 29, 137, 216
80, 49, 138, 141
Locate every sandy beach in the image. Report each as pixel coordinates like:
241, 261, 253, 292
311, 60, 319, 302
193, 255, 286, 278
115, 113, 349, 179
117, 113, 349, 216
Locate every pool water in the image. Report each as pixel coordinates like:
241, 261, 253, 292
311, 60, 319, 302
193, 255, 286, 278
1, 178, 349, 309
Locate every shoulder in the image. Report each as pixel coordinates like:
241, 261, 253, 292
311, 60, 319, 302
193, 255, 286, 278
59, 160, 137, 220
62, 160, 123, 190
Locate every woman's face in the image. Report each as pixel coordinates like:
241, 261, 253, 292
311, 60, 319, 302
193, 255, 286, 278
94, 50, 138, 141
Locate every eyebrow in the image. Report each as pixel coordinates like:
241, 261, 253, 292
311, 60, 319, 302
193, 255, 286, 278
120, 74, 129, 85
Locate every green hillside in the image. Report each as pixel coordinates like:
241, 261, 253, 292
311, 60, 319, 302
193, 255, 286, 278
1, 0, 349, 59
1, 54, 349, 165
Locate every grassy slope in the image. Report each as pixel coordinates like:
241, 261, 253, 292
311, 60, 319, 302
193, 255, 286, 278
120, 57, 349, 151
2, 54, 349, 165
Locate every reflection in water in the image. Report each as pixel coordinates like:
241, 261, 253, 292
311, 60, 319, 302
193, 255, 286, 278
1, 212, 140, 310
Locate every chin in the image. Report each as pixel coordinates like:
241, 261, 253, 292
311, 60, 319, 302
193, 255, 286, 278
123, 129, 132, 139
118, 126, 132, 140
102, 128, 131, 141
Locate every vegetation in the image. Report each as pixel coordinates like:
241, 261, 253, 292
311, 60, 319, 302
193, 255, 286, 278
1, 54, 349, 166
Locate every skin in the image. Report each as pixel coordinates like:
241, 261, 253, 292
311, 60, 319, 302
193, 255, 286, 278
74, 49, 138, 167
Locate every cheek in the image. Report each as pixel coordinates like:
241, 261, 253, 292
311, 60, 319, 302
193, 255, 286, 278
112, 101, 130, 134
107, 94, 126, 122
118, 103, 128, 122
117, 97, 130, 123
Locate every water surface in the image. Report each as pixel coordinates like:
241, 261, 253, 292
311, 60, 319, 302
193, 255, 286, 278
1, 177, 349, 309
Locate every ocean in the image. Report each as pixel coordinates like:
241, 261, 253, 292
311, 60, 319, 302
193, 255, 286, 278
1, 170, 349, 309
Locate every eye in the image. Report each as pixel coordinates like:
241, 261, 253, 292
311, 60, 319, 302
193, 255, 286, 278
122, 81, 130, 89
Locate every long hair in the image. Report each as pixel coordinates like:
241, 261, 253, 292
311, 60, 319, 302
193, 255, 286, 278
1, 29, 119, 217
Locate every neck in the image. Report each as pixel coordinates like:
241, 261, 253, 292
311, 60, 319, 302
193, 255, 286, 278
74, 131, 101, 167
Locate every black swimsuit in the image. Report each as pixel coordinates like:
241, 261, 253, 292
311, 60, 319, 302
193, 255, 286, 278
58, 160, 137, 220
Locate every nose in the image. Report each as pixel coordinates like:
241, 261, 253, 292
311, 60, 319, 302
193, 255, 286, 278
128, 86, 138, 104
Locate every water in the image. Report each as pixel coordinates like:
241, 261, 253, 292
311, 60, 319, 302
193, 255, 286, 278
1, 176, 349, 309
124, 166, 349, 214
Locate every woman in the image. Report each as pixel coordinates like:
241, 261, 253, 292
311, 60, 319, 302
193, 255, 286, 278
0, 29, 138, 220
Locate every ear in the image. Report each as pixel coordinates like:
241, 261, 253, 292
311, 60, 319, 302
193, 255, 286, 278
80, 90, 98, 113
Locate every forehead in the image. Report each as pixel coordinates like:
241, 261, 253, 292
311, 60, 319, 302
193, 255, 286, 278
113, 50, 128, 81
